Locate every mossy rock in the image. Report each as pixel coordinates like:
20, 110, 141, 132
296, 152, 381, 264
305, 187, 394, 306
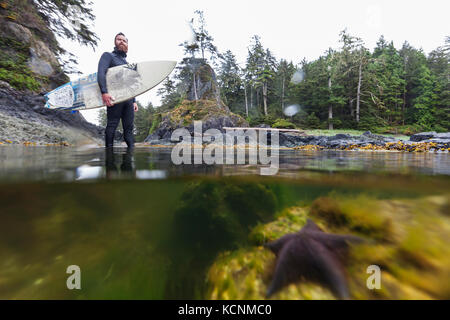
248, 206, 310, 245
271, 118, 296, 129
309, 196, 396, 242
206, 246, 336, 300
157, 99, 248, 135
0, 36, 41, 91
206, 194, 450, 299
186, 59, 220, 101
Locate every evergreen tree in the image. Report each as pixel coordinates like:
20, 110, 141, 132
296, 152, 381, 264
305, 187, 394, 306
157, 77, 182, 109
410, 64, 437, 130
334, 30, 365, 124
97, 108, 107, 127
172, 10, 222, 103
244, 36, 276, 116
152, 13, 448, 133
427, 38, 450, 130
274, 59, 296, 113
34, 0, 98, 48
400, 42, 428, 125
134, 102, 155, 142
33, 0, 98, 73
370, 40, 406, 126
260, 49, 277, 116
245, 35, 266, 113
292, 55, 330, 128
373, 35, 388, 58
218, 50, 243, 112
179, 10, 221, 62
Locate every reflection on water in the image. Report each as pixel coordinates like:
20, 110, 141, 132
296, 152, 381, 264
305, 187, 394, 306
0, 146, 449, 182
0, 145, 449, 299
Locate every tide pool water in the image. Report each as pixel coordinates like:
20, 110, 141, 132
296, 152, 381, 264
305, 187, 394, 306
0, 145, 448, 299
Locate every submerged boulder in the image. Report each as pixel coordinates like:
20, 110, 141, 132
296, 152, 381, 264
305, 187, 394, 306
207, 194, 450, 300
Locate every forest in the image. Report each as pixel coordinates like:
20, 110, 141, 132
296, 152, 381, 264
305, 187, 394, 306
97, 10, 449, 142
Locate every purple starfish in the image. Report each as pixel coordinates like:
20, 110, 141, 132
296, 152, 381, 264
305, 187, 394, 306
264, 219, 364, 299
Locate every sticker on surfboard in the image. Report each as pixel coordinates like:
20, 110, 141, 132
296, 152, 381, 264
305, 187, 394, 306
44, 60, 176, 111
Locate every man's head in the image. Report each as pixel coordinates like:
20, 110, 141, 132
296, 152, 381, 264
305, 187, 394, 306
114, 32, 128, 53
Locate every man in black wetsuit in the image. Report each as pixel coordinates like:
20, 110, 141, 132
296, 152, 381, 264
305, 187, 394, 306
98, 32, 138, 149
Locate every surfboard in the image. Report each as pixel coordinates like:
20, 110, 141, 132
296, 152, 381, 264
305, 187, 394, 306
44, 60, 176, 111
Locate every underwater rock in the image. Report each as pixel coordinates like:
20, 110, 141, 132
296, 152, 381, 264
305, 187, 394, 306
207, 195, 450, 300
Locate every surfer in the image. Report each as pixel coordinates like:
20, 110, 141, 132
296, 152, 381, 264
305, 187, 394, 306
98, 32, 138, 149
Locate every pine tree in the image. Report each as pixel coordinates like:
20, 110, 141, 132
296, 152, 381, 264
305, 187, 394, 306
34, 0, 98, 48
245, 35, 266, 113
260, 49, 277, 116
427, 38, 450, 130
411, 65, 437, 131
291, 55, 331, 128
157, 78, 181, 110
33, 0, 98, 73
333, 30, 371, 124
218, 50, 243, 112
134, 102, 155, 142
179, 10, 221, 62
244, 36, 276, 116
370, 40, 406, 126
275, 59, 296, 112
97, 108, 107, 127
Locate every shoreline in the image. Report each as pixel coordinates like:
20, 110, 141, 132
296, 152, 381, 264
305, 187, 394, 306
1, 128, 449, 153
1, 140, 449, 153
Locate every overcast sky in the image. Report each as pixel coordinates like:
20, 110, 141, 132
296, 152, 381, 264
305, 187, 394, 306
58, 0, 449, 125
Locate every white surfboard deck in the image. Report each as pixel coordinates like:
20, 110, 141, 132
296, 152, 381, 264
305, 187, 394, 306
44, 60, 176, 111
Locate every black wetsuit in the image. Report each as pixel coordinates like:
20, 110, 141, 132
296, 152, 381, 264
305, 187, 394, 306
98, 47, 136, 148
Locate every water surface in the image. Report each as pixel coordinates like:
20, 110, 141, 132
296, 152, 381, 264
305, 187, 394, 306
0, 145, 448, 299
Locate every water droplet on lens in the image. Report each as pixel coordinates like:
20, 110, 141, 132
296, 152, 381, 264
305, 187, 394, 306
283, 104, 300, 117
185, 20, 197, 46
291, 70, 305, 84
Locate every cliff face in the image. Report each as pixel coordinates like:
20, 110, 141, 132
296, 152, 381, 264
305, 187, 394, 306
0, 0, 69, 92
0, 1, 105, 146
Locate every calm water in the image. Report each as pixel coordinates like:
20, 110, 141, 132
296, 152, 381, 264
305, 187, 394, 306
0, 145, 449, 299
1, 145, 449, 182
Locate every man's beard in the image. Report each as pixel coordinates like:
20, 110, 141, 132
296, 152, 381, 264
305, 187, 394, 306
117, 44, 128, 53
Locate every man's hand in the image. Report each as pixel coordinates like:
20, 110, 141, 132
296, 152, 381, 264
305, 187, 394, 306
133, 102, 138, 112
102, 93, 115, 107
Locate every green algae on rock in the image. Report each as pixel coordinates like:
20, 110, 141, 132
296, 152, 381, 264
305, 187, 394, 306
206, 193, 450, 300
